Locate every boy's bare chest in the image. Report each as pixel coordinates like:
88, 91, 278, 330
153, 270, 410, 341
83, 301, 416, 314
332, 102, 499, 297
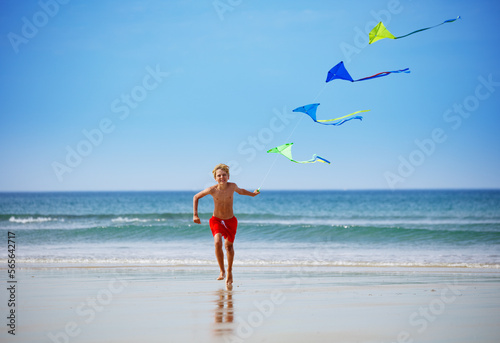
212, 190, 233, 205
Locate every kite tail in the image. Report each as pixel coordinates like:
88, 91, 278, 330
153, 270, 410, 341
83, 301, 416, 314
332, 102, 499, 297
330, 116, 363, 126
316, 110, 370, 123
290, 155, 331, 164
395, 16, 461, 39
354, 68, 410, 82
314, 155, 331, 164
314, 116, 363, 126
295, 154, 331, 164
396, 26, 439, 39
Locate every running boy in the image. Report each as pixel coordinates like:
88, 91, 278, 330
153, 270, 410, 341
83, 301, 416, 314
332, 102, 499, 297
193, 163, 259, 286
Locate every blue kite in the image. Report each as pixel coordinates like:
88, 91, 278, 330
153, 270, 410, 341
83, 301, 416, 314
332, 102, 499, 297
326, 61, 410, 83
293, 103, 370, 126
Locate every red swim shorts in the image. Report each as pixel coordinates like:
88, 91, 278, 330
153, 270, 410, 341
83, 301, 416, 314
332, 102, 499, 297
209, 216, 238, 243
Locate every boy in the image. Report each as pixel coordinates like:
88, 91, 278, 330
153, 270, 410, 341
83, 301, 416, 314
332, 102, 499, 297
193, 163, 259, 286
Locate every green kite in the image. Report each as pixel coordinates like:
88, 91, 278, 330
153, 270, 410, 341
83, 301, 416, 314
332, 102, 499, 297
267, 143, 330, 164
369, 16, 461, 44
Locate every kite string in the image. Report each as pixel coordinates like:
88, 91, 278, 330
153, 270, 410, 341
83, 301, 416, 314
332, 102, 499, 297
257, 153, 278, 191
258, 115, 304, 190
258, 84, 327, 191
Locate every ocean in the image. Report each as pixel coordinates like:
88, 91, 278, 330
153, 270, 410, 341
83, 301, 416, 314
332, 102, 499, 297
1, 190, 500, 268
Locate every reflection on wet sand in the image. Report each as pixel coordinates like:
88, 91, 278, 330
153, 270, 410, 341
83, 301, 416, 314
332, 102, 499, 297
213, 287, 234, 337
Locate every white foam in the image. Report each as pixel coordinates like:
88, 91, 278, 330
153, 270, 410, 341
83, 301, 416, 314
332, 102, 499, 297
14, 257, 500, 269
239, 218, 500, 228
111, 217, 149, 223
9, 216, 58, 224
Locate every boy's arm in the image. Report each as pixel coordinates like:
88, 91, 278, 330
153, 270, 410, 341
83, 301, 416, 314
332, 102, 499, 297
234, 184, 260, 197
193, 188, 212, 224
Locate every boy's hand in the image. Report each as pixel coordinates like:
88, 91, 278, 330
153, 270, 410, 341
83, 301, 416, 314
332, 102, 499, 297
193, 216, 201, 224
253, 189, 260, 196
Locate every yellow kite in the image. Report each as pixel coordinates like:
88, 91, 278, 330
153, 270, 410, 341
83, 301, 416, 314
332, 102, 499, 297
369, 16, 460, 44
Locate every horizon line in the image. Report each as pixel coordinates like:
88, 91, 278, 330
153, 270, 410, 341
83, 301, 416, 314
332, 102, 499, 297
1, 188, 499, 193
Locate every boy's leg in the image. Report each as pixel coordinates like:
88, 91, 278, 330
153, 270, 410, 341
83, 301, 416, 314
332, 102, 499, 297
214, 233, 225, 280
225, 240, 234, 285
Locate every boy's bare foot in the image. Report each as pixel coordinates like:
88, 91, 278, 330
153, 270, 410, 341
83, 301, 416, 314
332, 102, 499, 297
217, 271, 225, 280
226, 271, 233, 286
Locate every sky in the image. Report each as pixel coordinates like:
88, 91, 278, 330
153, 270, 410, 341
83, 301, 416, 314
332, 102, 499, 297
1, 0, 499, 191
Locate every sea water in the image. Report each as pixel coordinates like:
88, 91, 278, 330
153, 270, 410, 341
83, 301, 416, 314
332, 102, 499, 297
1, 190, 499, 268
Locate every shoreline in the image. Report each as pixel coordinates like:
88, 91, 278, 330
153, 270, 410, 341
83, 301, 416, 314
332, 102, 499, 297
10, 260, 500, 270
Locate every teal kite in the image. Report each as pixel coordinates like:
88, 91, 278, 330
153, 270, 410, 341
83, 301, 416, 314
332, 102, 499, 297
326, 61, 410, 83
293, 103, 369, 126
267, 143, 330, 164
369, 16, 461, 44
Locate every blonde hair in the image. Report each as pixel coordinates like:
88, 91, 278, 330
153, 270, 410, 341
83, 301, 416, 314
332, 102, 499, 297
212, 163, 229, 179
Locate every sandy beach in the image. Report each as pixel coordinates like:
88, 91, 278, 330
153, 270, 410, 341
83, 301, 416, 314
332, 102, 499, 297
3, 265, 499, 343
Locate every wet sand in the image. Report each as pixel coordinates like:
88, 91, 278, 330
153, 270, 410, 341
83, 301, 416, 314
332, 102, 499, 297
4, 265, 500, 342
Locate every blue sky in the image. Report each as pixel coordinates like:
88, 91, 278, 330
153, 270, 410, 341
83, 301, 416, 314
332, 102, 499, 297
1, 0, 499, 191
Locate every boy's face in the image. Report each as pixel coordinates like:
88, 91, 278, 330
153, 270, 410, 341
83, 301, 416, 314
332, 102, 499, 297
215, 169, 229, 184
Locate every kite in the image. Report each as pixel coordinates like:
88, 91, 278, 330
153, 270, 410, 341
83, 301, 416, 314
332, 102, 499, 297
325, 61, 410, 83
267, 143, 330, 164
369, 16, 461, 44
292, 103, 369, 126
